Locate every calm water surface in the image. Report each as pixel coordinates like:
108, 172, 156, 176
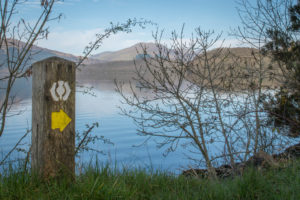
0, 82, 192, 174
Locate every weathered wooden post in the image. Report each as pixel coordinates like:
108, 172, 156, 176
31, 56, 75, 180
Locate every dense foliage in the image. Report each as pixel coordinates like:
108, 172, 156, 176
263, 1, 300, 137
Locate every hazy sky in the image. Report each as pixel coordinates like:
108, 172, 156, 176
23, 0, 242, 55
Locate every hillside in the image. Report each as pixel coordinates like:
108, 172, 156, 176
90, 42, 166, 62
0, 39, 79, 64
0, 39, 102, 68
80, 47, 265, 82
1, 40, 277, 99
186, 47, 280, 90
77, 59, 144, 81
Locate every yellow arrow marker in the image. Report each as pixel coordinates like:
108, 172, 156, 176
51, 109, 71, 132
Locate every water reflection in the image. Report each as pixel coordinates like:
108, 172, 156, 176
2, 77, 299, 175
0, 80, 191, 174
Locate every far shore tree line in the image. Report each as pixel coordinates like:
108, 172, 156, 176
0, 0, 299, 178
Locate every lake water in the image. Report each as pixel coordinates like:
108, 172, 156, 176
2, 80, 297, 175
0, 81, 193, 174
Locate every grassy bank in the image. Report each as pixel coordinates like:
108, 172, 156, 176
0, 159, 299, 200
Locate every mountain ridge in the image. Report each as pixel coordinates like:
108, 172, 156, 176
91, 42, 167, 62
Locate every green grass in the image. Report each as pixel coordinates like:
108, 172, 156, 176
0, 159, 299, 200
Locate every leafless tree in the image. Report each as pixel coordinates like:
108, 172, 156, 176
116, 22, 296, 177
0, 0, 58, 137
115, 28, 253, 176
225, 47, 290, 160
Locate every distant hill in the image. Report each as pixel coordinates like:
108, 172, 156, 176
90, 42, 167, 62
78, 59, 144, 81
188, 47, 280, 89
80, 47, 261, 80
0, 39, 102, 70
0, 39, 81, 99
205, 47, 258, 58
226, 47, 257, 57
1, 39, 271, 99
0, 39, 79, 65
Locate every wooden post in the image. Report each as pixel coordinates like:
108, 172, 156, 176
31, 56, 76, 180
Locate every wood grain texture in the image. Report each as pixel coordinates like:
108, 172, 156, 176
32, 57, 75, 180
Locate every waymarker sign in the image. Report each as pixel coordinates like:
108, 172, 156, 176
31, 57, 75, 181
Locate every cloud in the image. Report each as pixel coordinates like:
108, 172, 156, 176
36, 27, 245, 56
36, 28, 153, 56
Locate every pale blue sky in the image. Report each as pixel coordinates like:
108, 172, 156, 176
23, 0, 242, 55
